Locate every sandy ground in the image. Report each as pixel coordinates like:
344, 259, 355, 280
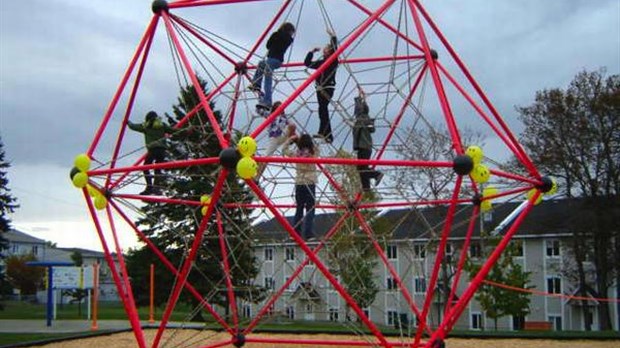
28, 330, 619, 348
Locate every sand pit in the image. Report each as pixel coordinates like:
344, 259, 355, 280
27, 330, 619, 348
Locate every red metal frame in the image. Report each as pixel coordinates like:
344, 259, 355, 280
78, 1, 551, 347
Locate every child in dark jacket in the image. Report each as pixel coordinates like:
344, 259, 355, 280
352, 87, 383, 191
127, 111, 174, 195
304, 28, 338, 143
250, 22, 296, 112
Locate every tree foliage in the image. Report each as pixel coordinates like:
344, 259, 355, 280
126, 78, 263, 320
466, 240, 531, 330
0, 136, 19, 309
5, 254, 45, 296
516, 68, 619, 330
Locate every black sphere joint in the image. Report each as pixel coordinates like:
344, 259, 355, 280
152, 0, 169, 14
234, 62, 248, 75
70, 167, 80, 180
430, 49, 439, 60
233, 333, 246, 348
472, 194, 482, 207
453, 155, 474, 176
538, 176, 554, 193
219, 147, 241, 170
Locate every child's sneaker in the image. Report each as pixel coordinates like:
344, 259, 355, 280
248, 84, 261, 93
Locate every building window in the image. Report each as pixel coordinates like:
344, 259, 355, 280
329, 308, 339, 322
445, 243, 453, 256
264, 277, 275, 290
548, 315, 562, 331
285, 247, 295, 261
386, 277, 397, 291
546, 276, 562, 294
413, 244, 426, 259
414, 277, 427, 294
387, 310, 398, 326
545, 240, 560, 257
362, 308, 370, 320
483, 210, 493, 222
286, 305, 295, 320
387, 245, 398, 260
242, 304, 251, 318
31, 245, 39, 255
469, 242, 481, 258
471, 312, 482, 330
284, 277, 296, 292
264, 247, 274, 261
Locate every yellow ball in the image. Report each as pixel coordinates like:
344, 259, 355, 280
94, 195, 108, 210
480, 200, 493, 212
72, 172, 88, 188
201, 206, 208, 216
465, 145, 484, 165
482, 186, 498, 199
236, 157, 257, 179
237, 136, 257, 157
74, 154, 91, 172
545, 178, 558, 196
526, 188, 543, 205
470, 164, 490, 184
86, 184, 99, 197
200, 194, 211, 205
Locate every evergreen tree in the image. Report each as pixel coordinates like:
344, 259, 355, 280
127, 78, 263, 321
466, 238, 531, 330
0, 137, 19, 309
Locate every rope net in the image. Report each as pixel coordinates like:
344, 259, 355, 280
76, 1, 553, 347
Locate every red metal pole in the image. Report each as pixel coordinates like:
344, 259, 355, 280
88, 156, 220, 176
82, 190, 147, 348
408, 0, 463, 155
215, 210, 240, 329
246, 180, 392, 347
412, 0, 540, 178
109, 199, 235, 335
88, 16, 159, 156
161, 12, 228, 147
251, 0, 397, 139
426, 196, 538, 347
413, 176, 463, 345
90, 263, 99, 331
151, 171, 228, 348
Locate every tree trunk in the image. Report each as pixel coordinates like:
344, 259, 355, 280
574, 235, 591, 331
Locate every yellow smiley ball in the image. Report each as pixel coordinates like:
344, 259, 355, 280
465, 145, 484, 165
471, 164, 490, 184
94, 195, 108, 210
86, 184, 99, 197
74, 154, 91, 172
72, 172, 88, 188
526, 188, 543, 205
201, 206, 208, 216
237, 136, 257, 157
236, 157, 258, 179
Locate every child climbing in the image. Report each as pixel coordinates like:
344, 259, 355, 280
304, 28, 338, 143
127, 111, 174, 195
256, 101, 297, 180
283, 133, 319, 241
352, 87, 383, 192
250, 22, 296, 113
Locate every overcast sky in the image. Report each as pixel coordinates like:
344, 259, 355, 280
1, 0, 618, 252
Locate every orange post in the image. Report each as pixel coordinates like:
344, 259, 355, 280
91, 263, 99, 330
149, 263, 155, 323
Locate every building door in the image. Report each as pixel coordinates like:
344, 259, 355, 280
304, 303, 315, 321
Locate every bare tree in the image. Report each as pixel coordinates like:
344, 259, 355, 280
516, 68, 620, 330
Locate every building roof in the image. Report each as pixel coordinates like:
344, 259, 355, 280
57, 247, 106, 259
253, 198, 586, 242
3, 229, 47, 245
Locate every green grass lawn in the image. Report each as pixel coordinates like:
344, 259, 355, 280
0, 301, 192, 321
